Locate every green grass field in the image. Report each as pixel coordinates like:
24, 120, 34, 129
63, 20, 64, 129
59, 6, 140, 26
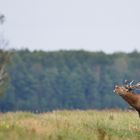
0, 110, 140, 140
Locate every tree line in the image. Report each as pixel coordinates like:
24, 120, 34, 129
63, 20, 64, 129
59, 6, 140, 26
0, 49, 140, 112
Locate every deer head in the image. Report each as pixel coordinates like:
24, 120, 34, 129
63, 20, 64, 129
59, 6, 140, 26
114, 85, 129, 96
114, 80, 140, 117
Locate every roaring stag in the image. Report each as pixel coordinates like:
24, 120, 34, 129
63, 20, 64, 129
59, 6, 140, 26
114, 80, 140, 117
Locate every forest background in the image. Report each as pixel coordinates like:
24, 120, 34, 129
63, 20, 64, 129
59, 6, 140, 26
0, 49, 139, 112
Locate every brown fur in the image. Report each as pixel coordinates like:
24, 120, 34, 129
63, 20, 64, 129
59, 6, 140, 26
114, 85, 140, 117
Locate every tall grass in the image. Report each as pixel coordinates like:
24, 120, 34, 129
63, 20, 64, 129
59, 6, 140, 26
0, 110, 140, 140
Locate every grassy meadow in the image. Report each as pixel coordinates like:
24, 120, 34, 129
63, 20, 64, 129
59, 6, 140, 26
0, 110, 140, 140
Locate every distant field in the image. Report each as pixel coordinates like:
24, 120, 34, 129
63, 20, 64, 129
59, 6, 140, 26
0, 110, 140, 140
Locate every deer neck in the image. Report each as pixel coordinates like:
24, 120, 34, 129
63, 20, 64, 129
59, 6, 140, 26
122, 91, 138, 107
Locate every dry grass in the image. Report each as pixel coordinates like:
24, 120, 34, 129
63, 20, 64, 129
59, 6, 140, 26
0, 110, 140, 140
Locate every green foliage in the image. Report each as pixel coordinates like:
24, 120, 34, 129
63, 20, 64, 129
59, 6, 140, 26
0, 50, 140, 111
0, 49, 12, 96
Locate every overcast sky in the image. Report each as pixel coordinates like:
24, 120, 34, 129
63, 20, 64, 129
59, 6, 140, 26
0, 0, 140, 53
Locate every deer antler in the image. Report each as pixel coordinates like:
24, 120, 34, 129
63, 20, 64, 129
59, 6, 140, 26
124, 80, 140, 91
131, 82, 140, 89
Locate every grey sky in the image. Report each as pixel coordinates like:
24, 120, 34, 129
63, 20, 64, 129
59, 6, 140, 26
0, 0, 140, 53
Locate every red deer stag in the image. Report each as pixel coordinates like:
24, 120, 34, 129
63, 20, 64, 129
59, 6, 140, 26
114, 80, 140, 117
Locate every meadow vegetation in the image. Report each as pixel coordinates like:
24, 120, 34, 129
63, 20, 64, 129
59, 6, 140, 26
0, 110, 140, 140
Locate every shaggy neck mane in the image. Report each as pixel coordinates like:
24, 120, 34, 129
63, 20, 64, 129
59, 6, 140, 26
122, 91, 140, 110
